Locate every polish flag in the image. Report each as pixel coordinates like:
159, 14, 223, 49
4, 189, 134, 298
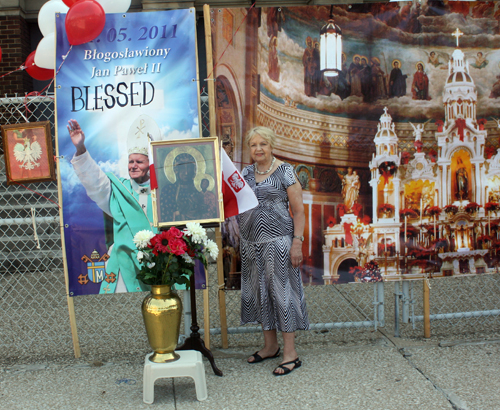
148, 139, 158, 190
221, 149, 258, 218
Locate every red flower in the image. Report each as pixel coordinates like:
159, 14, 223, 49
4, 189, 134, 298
401, 152, 411, 165
327, 216, 336, 228
465, 202, 481, 213
428, 149, 437, 163
485, 202, 499, 212
426, 206, 442, 217
444, 204, 458, 214
485, 146, 496, 159
337, 204, 347, 217
352, 203, 363, 216
150, 231, 171, 255
166, 226, 184, 240
169, 238, 187, 255
400, 208, 418, 218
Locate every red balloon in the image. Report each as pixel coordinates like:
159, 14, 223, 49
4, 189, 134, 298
65, 0, 106, 46
63, 0, 80, 6
25, 51, 54, 81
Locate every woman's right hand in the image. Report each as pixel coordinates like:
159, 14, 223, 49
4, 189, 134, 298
67, 119, 87, 156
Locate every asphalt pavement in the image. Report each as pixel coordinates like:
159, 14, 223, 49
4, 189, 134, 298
1, 329, 499, 410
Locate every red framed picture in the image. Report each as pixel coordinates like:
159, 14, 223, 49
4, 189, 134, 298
1, 121, 55, 185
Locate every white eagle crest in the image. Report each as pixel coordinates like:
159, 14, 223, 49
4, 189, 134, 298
13, 137, 42, 170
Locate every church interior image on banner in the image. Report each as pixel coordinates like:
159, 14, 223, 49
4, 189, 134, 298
212, 2, 500, 287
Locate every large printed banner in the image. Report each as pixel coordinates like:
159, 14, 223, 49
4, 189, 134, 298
213, 3, 500, 287
56, 9, 205, 296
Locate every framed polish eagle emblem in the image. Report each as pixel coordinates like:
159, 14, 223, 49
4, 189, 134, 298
1, 121, 56, 185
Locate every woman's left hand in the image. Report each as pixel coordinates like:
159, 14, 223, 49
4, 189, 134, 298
290, 239, 303, 268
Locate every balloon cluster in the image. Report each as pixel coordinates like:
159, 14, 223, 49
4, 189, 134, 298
25, 0, 131, 80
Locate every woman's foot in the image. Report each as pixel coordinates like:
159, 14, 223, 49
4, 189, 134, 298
247, 346, 280, 363
273, 358, 302, 376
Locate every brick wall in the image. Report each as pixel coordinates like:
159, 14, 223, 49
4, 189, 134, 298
0, 15, 33, 96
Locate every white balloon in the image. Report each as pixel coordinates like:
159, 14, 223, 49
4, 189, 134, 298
35, 33, 55, 70
97, 0, 131, 14
38, 0, 69, 37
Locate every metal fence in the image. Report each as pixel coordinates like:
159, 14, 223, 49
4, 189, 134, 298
1, 94, 499, 362
397, 276, 500, 340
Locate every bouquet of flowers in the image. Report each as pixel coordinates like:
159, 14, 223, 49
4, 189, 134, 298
378, 203, 395, 213
133, 222, 219, 288
349, 266, 364, 281
485, 146, 496, 159
401, 151, 411, 165
426, 206, 442, 217
360, 260, 383, 282
337, 203, 347, 217
484, 202, 499, 213
443, 204, 458, 215
428, 149, 438, 163
465, 202, 481, 214
352, 203, 363, 217
400, 208, 418, 218
477, 234, 492, 244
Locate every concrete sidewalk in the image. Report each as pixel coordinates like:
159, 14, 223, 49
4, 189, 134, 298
1, 332, 499, 410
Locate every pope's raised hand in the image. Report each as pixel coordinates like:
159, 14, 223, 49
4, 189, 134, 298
67, 119, 87, 156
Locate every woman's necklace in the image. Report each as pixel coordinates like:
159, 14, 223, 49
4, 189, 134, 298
254, 156, 276, 175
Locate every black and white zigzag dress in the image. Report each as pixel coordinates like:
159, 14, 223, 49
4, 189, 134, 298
239, 162, 309, 332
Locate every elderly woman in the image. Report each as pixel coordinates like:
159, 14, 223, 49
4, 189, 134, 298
240, 126, 309, 376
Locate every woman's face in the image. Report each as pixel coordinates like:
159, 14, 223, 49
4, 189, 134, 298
249, 134, 272, 164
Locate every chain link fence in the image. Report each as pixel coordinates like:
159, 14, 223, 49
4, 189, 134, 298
5, 94, 499, 363
395, 275, 500, 340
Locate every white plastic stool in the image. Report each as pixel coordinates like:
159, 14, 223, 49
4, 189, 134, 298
143, 350, 207, 403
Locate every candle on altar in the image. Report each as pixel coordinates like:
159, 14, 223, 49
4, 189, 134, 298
384, 232, 387, 252
404, 215, 407, 244
420, 197, 423, 226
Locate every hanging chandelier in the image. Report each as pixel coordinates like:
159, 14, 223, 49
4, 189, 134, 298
320, 5, 342, 77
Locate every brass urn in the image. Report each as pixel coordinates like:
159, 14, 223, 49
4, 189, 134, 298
142, 284, 182, 363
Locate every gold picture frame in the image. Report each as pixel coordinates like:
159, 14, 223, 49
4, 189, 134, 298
151, 137, 223, 228
1, 121, 55, 186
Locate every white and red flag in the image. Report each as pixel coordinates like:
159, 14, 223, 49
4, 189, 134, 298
221, 148, 258, 218
148, 138, 158, 190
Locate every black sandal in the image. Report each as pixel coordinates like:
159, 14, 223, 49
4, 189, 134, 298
273, 358, 302, 376
248, 347, 280, 364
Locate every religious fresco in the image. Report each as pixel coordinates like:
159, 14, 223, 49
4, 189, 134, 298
257, 3, 500, 121
211, 2, 500, 287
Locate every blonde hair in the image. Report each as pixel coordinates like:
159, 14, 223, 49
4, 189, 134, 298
245, 126, 277, 149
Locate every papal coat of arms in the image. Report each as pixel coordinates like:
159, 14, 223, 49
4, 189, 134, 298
79, 249, 110, 285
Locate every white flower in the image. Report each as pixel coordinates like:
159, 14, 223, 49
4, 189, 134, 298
133, 230, 155, 249
147, 262, 156, 269
205, 239, 219, 259
181, 253, 194, 264
184, 222, 207, 244
137, 251, 144, 262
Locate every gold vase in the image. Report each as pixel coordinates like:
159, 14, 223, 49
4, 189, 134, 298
141, 284, 182, 363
